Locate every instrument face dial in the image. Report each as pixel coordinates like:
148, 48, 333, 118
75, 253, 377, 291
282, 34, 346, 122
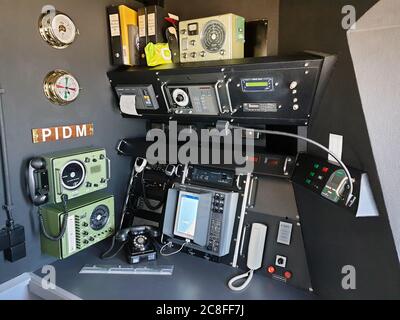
90, 206, 110, 231
61, 160, 86, 190
43, 70, 80, 105
51, 14, 77, 45
54, 74, 80, 103
39, 10, 78, 49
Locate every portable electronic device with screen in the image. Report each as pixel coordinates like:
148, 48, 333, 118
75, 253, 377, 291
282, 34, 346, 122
174, 192, 200, 240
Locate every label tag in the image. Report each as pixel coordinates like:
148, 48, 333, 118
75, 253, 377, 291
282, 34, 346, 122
138, 15, 146, 37
277, 222, 293, 246
329, 134, 343, 164
109, 14, 121, 37
148, 13, 156, 36
32, 123, 94, 144
67, 215, 77, 254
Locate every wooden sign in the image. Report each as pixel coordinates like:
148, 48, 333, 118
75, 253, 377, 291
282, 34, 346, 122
32, 123, 94, 144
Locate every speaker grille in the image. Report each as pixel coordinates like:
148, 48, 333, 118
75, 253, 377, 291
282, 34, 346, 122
201, 20, 226, 53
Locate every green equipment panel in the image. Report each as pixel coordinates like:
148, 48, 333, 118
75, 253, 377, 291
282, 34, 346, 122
40, 193, 115, 259
42, 147, 110, 204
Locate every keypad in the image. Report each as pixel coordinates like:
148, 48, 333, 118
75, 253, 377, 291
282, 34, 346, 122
208, 193, 225, 253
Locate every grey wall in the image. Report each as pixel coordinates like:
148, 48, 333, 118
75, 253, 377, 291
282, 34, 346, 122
0, 0, 146, 284
348, 0, 400, 259
165, 0, 280, 55
280, 0, 400, 298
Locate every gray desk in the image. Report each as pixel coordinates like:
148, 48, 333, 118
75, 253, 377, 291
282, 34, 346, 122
34, 244, 315, 300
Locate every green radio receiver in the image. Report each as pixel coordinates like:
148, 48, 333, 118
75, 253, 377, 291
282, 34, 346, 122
40, 192, 115, 259
29, 147, 111, 205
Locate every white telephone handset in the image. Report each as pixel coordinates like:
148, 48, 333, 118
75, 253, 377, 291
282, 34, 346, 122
228, 223, 268, 291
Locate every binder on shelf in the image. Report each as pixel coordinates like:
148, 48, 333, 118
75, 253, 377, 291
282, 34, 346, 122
107, 5, 123, 65
119, 5, 138, 66
146, 5, 169, 45
138, 5, 178, 66
138, 7, 148, 65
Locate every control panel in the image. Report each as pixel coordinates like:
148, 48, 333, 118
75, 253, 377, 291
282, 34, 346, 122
292, 153, 361, 211
166, 85, 220, 115
208, 192, 227, 253
186, 166, 236, 188
40, 148, 110, 205
40, 193, 115, 259
238, 174, 313, 291
108, 53, 336, 126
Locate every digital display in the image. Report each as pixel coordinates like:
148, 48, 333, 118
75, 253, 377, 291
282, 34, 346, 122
191, 167, 234, 187
241, 78, 274, 92
246, 82, 270, 87
174, 192, 200, 240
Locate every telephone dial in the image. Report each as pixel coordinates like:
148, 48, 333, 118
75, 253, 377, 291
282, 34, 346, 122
115, 225, 160, 264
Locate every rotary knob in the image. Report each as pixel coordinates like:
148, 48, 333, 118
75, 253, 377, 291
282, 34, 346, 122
190, 52, 197, 58
220, 49, 225, 56
182, 53, 188, 59
190, 40, 196, 46
200, 51, 206, 57
290, 81, 298, 90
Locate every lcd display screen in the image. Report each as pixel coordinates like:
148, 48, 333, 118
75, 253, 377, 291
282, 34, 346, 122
174, 192, 200, 240
241, 78, 274, 92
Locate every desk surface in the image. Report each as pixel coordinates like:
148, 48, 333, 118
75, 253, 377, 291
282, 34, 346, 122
34, 244, 315, 300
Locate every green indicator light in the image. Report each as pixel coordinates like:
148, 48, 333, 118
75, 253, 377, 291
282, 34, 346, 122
314, 164, 320, 169
305, 179, 312, 185
310, 172, 316, 177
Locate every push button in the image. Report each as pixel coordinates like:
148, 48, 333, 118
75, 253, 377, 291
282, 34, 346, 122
314, 164, 320, 170
322, 167, 329, 173
310, 172, 316, 177
305, 179, 312, 185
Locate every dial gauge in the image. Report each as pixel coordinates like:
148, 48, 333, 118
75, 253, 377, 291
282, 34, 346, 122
43, 70, 80, 105
39, 10, 78, 49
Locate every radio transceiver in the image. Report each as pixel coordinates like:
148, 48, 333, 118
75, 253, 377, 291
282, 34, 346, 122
40, 193, 115, 259
179, 13, 245, 63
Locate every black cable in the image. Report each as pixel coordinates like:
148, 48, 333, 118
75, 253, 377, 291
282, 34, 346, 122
39, 194, 69, 241
100, 236, 126, 260
0, 89, 15, 227
141, 170, 167, 211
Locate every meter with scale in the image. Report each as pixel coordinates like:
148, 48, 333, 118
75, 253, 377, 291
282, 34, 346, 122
39, 9, 79, 49
43, 70, 80, 106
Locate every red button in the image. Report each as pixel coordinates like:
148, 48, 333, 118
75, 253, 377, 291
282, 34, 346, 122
322, 167, 329, 173
284, 271, 292, 279
268, 266, 276, 274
